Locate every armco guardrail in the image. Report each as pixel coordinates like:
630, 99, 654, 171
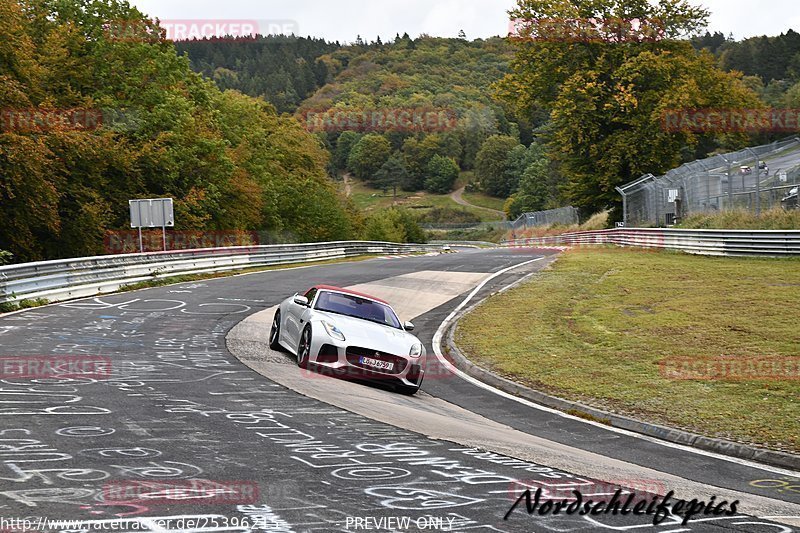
0, 241, 436, 305
429, 240, 498, 248
502, 228, 800, 257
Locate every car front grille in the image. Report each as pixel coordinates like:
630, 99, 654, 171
345, 346, 407, 375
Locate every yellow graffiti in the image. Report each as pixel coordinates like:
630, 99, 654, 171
750, 478, 800, 494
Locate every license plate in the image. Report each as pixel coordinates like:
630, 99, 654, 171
359, 356, 394, 372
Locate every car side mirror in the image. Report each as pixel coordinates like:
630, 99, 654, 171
293, 295, 310, 307
404, 322, 415, 332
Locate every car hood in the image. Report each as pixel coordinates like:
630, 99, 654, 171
314, 311, 420, 355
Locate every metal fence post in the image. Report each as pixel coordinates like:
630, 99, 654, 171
616, 187, 628, 226
745, 147, 761, 216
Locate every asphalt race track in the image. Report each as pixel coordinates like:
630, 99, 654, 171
0, 248, 798, 532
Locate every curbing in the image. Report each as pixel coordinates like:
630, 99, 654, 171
441, 281, 800, 473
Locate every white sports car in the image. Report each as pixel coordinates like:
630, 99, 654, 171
269, 285, 426, 395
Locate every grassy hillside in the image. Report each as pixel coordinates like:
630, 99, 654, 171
343, 177, 504, 223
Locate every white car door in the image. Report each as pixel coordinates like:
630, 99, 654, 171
284, 288, 316, 350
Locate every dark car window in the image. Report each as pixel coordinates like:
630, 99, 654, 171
315, 291, 401, 329
303, 288, 318, 305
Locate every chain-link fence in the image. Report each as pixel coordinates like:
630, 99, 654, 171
618, 137, 800, 226
511, 206, 580, 231
419, 221, 511, 231
421, 207, 578, 232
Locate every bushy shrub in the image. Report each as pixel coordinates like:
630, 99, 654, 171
364, 208, 427, 243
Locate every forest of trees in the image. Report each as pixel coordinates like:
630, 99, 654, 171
693, 30, 800, 84
169, 7, 800, 223
293, 34, 561, 216
4, 0, 800, 264
175, 36, 339, 113
692, 30, 800, 109
0, 0, 369, 263
170, 32, 566, 216
298, 35, 525, 188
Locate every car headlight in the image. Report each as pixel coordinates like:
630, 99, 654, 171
321, 321, 345, 341
409, 343, 422, 358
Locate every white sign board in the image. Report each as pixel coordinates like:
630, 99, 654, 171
130, 198, 174, 229
779, 171, 788, 183
667, 189, 680, 203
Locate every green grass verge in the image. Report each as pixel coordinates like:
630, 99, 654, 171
344, 178, 503, 222
456, 247, 800, 453
678, 207, 800, 230
461, 191, 508, 213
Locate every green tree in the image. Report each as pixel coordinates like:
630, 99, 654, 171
347, 134, 391, 183
0, 135, 61, 260
500, 144, 532, 198
497, 0, 762, 215
784, 79, 800, 107
374, 153, 409, 200
334, 131, 362, 173
402, 134, 463, 190
505, 158, 550, 219
460, 107, 499, 169
474, 135, 521, 197
424, 155, 459, 194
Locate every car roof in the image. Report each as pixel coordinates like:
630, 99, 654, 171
311, 285, 390, 305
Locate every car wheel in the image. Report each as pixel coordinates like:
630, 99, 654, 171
297, 326, 312, 369
269, 311, 283, 350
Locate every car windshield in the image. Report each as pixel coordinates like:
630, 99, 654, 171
315, 291, 402, 329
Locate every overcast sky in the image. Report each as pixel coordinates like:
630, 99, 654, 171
127, 0, 798, 43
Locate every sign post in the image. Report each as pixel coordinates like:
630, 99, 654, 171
129, 198, 175, 253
